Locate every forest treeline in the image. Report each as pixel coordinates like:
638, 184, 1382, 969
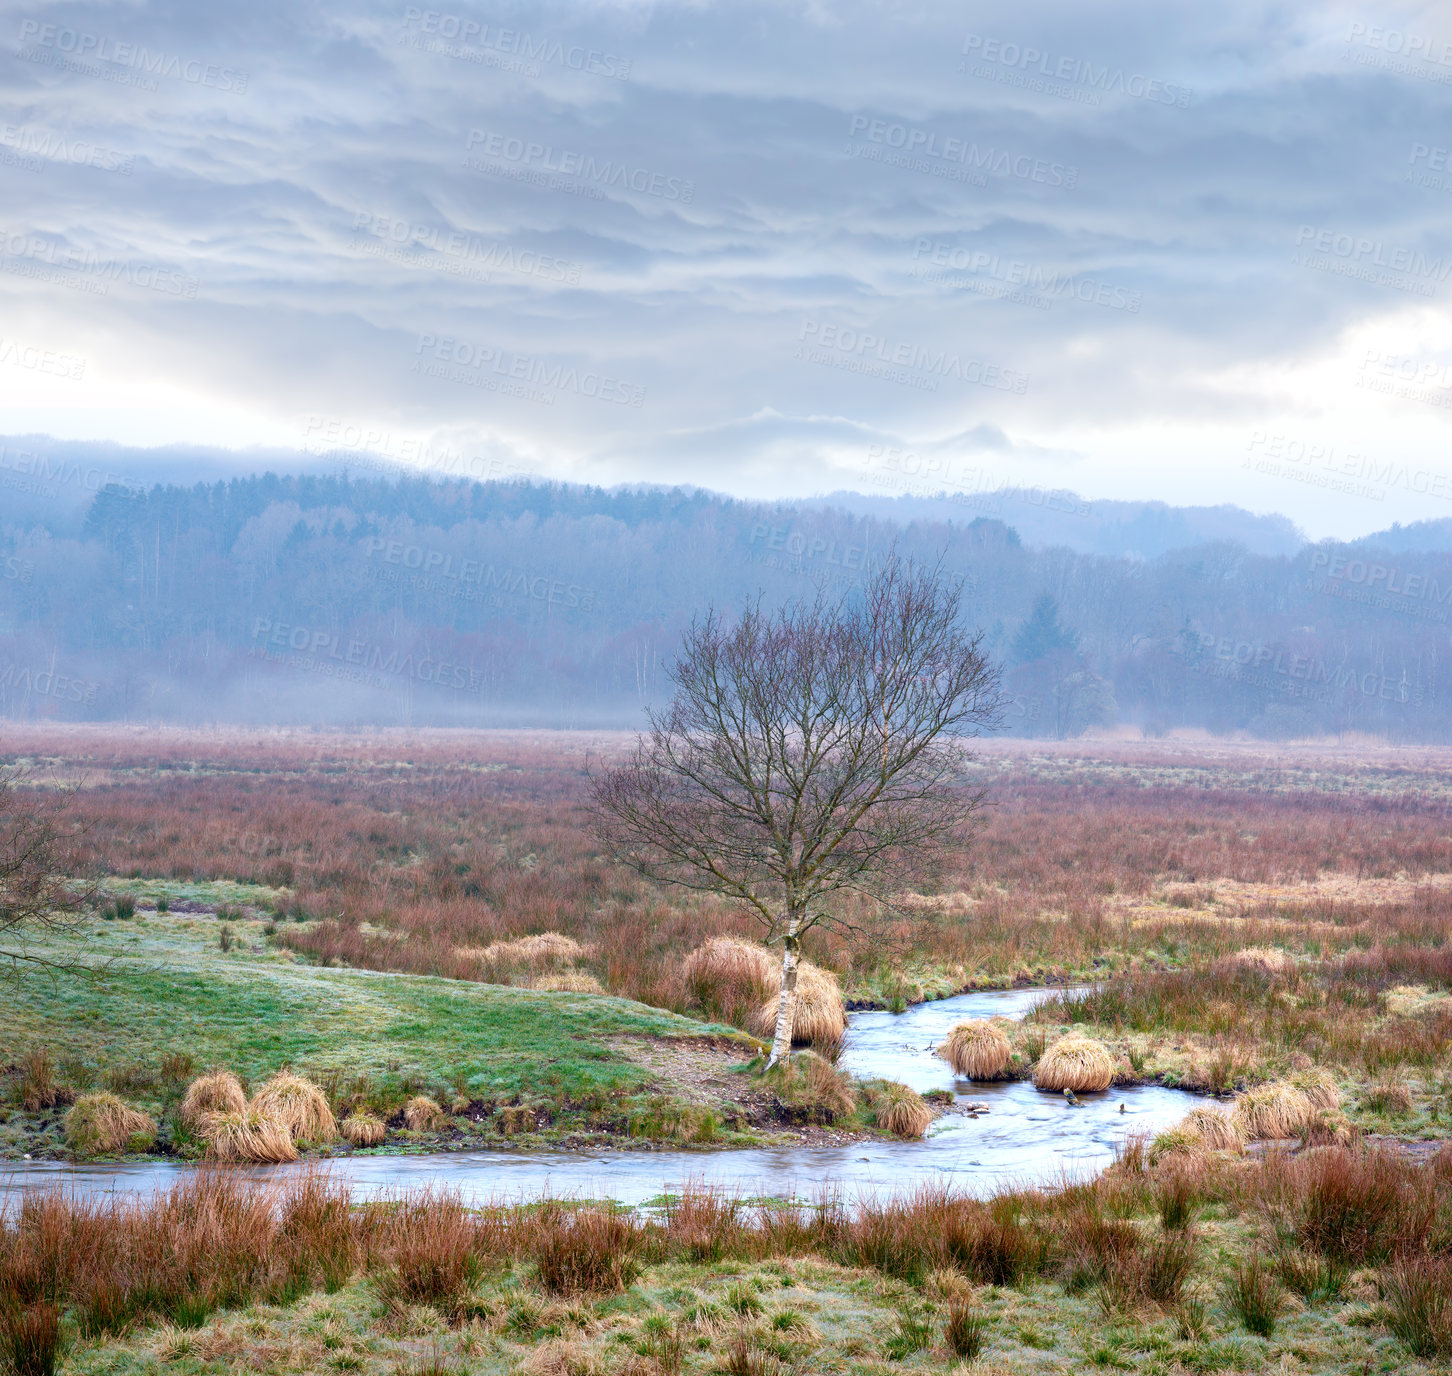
0, 472, 1448, 738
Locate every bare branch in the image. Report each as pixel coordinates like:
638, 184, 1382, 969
589, 551, 1002, 964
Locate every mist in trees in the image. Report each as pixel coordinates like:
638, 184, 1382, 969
0, 471, 1447, 740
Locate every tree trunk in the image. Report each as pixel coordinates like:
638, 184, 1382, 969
766, 930, 799, 1069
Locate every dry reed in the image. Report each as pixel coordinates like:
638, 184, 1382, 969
63, 1094, 156, 1157
1033, 1035, 1115, 1093
249, 1071, 337, 1144
937, 1020, 1012, 1080
179, 1072, 246, 1128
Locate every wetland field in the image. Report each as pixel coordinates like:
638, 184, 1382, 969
3, 727, 1452, 1372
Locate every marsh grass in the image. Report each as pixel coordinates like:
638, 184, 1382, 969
3, 1152, 1449, 1369
62, 1093, 156, 1156
944, 1300, 987, 1359
12, 728, 1452, 1139
1222, 1256, 1284, 1337
1382, 1255, 1452, 1359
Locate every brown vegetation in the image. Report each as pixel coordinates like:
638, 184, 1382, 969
198, 1110, 299, 1163
5, 727, 1452, 1116
248, 1071, 337, 1145
404, 1095, 445, 1131
179, 1071, 247, 1127
1033, 1035, 1115, 1093
340, 1112, 387, 1146
866, 1081, 932, 1139
1233, 1081, 1312, 1139
749, 963, 847, 1058
1180, 1105, 1245, 1153
937, 1019, 1012, 1080
62, 1093, 156, 1157
0, 1140, 1448, 1358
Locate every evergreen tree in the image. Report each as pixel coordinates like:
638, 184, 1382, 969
1011, 595, 1078, 664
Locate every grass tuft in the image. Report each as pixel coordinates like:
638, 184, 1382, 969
341, 1112, 387, 1146
1222, 1256, 1284, 1337
533, 1207, 642, 1296
865, 1081, 932, 1139
179, 1071, 247, 1127
1033, 1034, 1115, 1093
1231, 1080, 1311, 1139
249, 1070, 337, 1144
63, 1093, 156, 1157
937, 1019, 1012, 1080
404, 1095, 445, 1131
943, 1300, 986, 1359
197, 1109, 299, 1162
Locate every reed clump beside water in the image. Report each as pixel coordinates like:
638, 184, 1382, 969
937, 1019, 1013, 1080
404, 1095, 445, 1131
749, 963, 848, 1058
682, 936, 847, 1056
1233, 1080, 1312, 1139
179, 1071, 247, 1127
864, 1081, 932, 1139
340, 1112, 387, 1146
1032, 1035, 1115, 1093
249, 1071, 337, 1145
197, 1109, 298, 1163
63, 1093, 157, 1157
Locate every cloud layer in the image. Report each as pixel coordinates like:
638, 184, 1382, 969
2, 0, 1451, 536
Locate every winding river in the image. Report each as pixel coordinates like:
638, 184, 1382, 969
3, 987, 1198, 1205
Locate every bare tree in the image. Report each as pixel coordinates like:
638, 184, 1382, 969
1, 764, 93, 971
591, 555, 1001, 1067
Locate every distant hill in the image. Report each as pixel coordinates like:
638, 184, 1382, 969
808, 490, 1306, 559
1, 436, 1447, 739
1351, 519, 1452, 553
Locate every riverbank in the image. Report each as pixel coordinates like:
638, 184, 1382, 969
2, 908, 824, 1162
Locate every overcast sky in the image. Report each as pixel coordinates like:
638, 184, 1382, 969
1, 0, 1451, 538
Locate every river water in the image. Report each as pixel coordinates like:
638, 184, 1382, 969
3, 987, 1197, 1205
